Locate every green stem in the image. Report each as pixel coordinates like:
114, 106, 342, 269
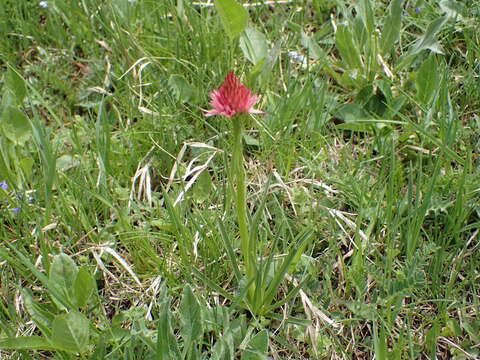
231, 116, 255, 295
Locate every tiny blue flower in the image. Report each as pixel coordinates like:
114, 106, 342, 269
0, 181, 8, 190
415, 7, 422, 14
12, 207, 21, 215
39, 1, 48, 8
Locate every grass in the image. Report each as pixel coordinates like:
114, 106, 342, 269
0, 0, 479, 358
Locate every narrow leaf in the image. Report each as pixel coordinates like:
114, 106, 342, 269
380, 0, 403, 56
0, 336, 55, 351
415, 55, 439, 105
335, 24, 363, 70
179, 284, 203, 353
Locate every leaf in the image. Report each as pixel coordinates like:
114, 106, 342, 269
1, 106, 31, 146
346, 301, 377, 320
240, 27, 268, 65
380, 0, 403, 56
248, 330, 268, 352
179, 284, 203, 353
0, 336, 55, 351
300, 31, 325, 61
4, 67, 27, 104
409, 15, 449, 56
214, 0, 248, 39
415, 55, 439, 105
56, 154, 80, 172
51, 312, 90, 353
356, 0, 374, 35
19, 157, 34, 178
439, 0, 464, 20
74, 266, 97, 308
156, 283, 180, 360
334, 103, 369, 123
168, 74, 195, 103
241, 330, 269, 360
335, 23, 363, 70
49, 254, 79, 306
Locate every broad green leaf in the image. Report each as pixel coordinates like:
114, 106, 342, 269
214, 0, 248, 39
56, 154, 80, 172
0, 336, 55, 351
415, 55, 439, 105
240, 27, 268, 65
51, 312, 90, 353
168, 74, 195, 103
356, 0, 374, 35
409, 15, 449, 56
439, 0, 465, 20
380, 0, 403, 56
248, 330, 268, 352
19, 157, 34, 178
1, 106, 31, 146
300, 31, 325, 61
179, 284, 203, 352
241, 330, 270, 360
49, 254, 79, 306
4, 67, 27, 104
74, 266, 97, 308
334, 103, 369, 123
335, 24, 363, 70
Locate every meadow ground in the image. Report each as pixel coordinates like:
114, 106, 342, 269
0, 0, 479, 358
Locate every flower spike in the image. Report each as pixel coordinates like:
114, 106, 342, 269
205, 72, 263, 118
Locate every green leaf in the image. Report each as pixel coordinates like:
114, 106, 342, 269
356, 0, 374, 35
346, 301, 377, 320
415, 55, 439, 105
410, 15, 449, 55
51, 312, 90, 353
335, 24, 363, 70
156, 283, 180, 360
49, 254, 79, 306
249, 330, 268, 352
168, 74, 195, 103
300, 31, 325, 61
56, 154, 80, 172
240, 27, 268, 65
380, 0, 403, 56
74, 266, 97, 308
179, 284, 203, 354
1, 106, 31, 146
439, 0, 465, 20
214, 0, 248, 39
4, 67, 27, 104
241, 330, 269, 360
0, 336, 55, 351
19, 157, 34, 178
334, 103, 369, 123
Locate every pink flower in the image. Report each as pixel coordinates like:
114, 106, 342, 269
205, 72, 263, 118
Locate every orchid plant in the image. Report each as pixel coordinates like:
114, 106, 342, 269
205, 72, 308, 315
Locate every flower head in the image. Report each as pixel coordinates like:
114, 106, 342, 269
39, 1, 48, 8
0, 181, 8, 190
205, 72, 263, 118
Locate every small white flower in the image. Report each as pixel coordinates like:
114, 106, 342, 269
39, 1, 48, 8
